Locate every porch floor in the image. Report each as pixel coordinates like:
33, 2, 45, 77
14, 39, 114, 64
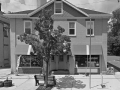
50, 69, 69, 75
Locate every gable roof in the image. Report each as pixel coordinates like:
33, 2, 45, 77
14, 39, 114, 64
28, 0, 89, 17
11, 10, 34, 14
4, 0, 110, 17
9, 7, 108, 15
107, 56, 120, 69
78, 7, 108, 15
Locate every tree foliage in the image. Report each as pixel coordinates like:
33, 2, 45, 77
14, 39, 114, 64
108, 8, 120, 56
18, 9, 71, 86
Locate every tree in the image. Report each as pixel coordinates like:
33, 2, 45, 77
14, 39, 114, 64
18, 9, 71, 86
108, 8, 120, 56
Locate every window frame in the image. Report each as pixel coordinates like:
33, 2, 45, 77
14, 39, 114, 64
3, 24, 9, 37
24, 20, 32, 34
59, 55, 63, 62
68, 21, 76, 36
75, 55, 100, 68
54, 1, 63, 14
51, 55, 54, 62
86, 21, 94, 36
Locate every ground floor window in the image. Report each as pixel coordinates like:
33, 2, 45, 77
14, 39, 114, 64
75, 55, 99, 67
19, 55, 43, 67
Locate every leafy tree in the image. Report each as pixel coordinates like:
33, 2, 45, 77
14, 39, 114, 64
18, 9, 71, 86
108, 8, 120, 56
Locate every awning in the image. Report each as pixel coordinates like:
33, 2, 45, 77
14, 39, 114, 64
15, 44, 33, 55
72, 45, 86, 55
90, 45, 102, 55
72, 45, 102, 55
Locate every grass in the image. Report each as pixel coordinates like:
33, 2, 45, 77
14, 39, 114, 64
36, 75, 86, 90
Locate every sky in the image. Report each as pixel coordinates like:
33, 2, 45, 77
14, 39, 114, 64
0, 0, 120, 13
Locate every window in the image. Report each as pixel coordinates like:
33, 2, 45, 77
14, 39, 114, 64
75, 55, 99, 67
3, 24, 9, 37
54, 1, 63, 14
24, 21, 32, 34
19, 55, 43, 67
69, 22, 76, 36
67, 55, 69, 62
86, 21, 94, 36
51, 55, 54, 62
59, 55, 63, 62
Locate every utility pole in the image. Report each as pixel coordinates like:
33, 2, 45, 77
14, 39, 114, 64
89, 17, 92, 89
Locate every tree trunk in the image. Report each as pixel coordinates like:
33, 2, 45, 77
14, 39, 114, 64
45, 61, 48, 87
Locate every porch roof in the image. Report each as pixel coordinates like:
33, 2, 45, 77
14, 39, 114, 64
15, 44, 33, 55
72, 45, 102, 55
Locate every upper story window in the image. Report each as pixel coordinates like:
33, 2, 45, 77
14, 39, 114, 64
3, 24, 9, 37
24, 21, 32, 34
51, 55, 54, 62
86, 21, 94, 36
59, 55, 63, 62
68, 22, 76, 36
54, 0, 63, 14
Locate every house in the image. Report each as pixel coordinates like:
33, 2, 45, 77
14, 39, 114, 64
107, 56, 120, 72
4, 0, 111, 74
0, 3, 10, 68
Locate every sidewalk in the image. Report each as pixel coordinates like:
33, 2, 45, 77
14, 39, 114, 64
0, 68, 39, 90
0, 68, 120, 90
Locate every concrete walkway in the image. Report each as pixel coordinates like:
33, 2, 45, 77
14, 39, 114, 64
0, 68, 120, 90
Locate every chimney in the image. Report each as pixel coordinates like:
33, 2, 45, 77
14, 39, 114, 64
0, 3, 1, 11
37, 0, 47, 8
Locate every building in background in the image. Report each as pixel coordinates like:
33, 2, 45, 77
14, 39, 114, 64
0, 3, 10, 68
4, 0, 111, 74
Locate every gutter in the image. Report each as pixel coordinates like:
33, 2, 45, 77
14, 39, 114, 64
89, 14, 112, 18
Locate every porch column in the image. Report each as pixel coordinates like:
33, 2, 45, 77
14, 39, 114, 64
55, 56, 58, 70
69, 55, 75, 75
10, 19, 17, 74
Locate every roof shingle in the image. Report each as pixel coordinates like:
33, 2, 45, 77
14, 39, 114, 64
10, 6, 108, 15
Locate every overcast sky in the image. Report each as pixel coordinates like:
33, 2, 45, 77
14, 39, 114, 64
0, 0, 120, 13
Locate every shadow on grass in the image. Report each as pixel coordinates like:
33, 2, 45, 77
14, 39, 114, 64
55, 75, 86, 89
36, 75, 86, 90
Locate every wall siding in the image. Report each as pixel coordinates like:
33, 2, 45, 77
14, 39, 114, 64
31, 2, 87, 18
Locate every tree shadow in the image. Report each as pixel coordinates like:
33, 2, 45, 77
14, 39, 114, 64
36, 85, 53, 90
55, 75, 86, 89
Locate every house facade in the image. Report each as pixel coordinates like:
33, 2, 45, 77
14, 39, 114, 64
4, 0, 111, 74
0, 4, 10, 68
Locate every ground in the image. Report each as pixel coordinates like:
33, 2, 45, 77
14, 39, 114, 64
0, 68, 120, 90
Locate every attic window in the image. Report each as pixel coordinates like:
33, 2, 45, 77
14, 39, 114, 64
54, 1, 63, 14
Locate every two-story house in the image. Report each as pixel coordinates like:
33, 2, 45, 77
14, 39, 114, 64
4, 0, 111, 74
0, 3, 10, 68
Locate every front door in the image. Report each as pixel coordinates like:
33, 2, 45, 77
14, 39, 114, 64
58, 55, 68, 70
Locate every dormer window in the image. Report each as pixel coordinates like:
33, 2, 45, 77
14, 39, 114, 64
54, 0, 63, 14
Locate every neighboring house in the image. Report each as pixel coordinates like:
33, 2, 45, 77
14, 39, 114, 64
0, 3, 10, 68
4, 0, 111, 74
107, 56, 120, 72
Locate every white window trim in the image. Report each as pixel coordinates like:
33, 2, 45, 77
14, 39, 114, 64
86, 21, 94, 36
24, 21, 32, 34
54, 1, 63, 14
3, 24, 9, 37
68, 21, 76, 36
